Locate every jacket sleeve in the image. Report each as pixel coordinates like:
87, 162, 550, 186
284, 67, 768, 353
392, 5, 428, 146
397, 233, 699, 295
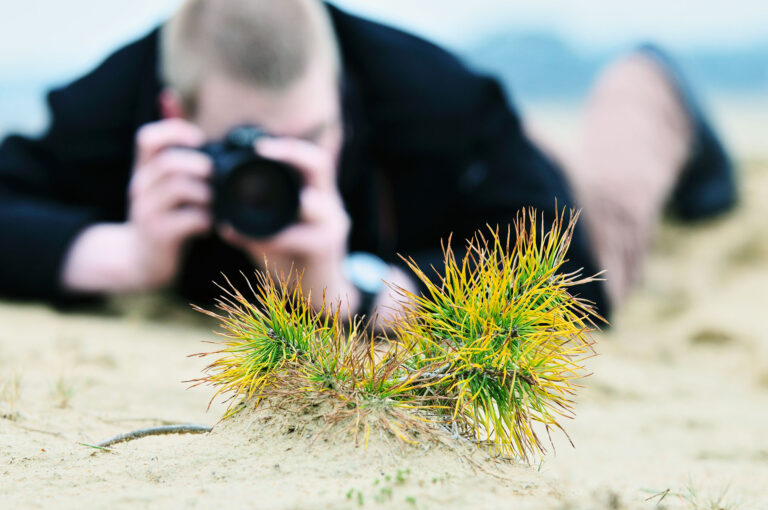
391, 77, 611, 319
0, 29, 160, 302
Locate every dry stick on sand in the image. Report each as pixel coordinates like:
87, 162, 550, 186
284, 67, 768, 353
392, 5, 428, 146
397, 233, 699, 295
95, 424, 211, 448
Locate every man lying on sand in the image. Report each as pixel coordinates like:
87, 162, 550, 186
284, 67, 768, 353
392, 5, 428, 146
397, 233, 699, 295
0, 0, 736, 325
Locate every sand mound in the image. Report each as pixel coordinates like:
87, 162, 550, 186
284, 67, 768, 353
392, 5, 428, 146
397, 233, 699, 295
213, 398, 486, 464
191, 400, 556, 508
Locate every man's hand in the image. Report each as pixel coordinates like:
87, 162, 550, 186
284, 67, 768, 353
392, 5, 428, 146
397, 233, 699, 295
126, 119, 213, 289
62, 119, 212, 293
220, 137, 359, 314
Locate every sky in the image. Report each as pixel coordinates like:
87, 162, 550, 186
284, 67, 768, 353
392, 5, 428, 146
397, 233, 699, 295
1, 0, 766, 134
1, 0, 766, 79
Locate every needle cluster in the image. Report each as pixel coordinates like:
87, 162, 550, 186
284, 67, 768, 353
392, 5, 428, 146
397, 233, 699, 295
391, 208, 601, 460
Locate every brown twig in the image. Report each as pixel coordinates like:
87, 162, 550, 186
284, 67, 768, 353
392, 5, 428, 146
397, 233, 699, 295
95, 424, 211, 448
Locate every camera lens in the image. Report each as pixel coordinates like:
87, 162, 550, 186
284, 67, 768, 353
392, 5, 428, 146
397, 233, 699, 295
217, 157, 300, 238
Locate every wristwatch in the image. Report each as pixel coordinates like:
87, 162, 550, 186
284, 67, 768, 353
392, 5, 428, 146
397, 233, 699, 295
343, 252, 390, 318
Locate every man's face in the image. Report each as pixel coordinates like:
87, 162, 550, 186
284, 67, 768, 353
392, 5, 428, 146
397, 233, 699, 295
192, 58, 344, 166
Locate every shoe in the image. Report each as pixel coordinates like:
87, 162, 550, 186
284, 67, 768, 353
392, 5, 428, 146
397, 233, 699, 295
637, 43, 738, 220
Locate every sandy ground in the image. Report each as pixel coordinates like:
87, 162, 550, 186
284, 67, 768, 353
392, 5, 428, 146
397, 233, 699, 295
2, 116, 768, 508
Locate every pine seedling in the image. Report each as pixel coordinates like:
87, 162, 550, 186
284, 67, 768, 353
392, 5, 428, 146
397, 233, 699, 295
189, 270, 337, 416
391, 208, 602, 461
190, 207, 601, 462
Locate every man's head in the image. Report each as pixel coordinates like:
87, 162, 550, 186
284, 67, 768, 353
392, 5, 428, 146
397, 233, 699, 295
160, 0, 343, 158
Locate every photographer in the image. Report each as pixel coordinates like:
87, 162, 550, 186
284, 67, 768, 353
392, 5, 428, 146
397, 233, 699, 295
0, 0, 736, 323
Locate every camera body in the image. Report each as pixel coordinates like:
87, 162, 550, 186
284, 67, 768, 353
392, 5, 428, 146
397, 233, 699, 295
199, 126, 301, 238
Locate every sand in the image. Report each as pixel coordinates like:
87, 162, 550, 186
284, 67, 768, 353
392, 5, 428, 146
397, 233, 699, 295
2, 126, 768, 508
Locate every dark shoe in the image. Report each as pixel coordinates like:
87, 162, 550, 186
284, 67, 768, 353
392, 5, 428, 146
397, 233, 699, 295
637, 43, 738, 220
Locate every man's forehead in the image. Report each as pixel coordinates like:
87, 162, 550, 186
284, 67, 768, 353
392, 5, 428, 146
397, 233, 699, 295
194, 63, 341, 140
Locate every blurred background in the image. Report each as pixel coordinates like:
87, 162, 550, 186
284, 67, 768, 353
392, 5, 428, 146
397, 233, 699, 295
2, 4, 768, 507
1, 0, 766, 154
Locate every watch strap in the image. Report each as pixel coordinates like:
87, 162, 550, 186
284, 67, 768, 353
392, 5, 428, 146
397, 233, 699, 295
356, 287, 378, 319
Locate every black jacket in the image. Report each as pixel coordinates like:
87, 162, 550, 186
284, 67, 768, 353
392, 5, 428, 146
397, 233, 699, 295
0, 5, 609, 316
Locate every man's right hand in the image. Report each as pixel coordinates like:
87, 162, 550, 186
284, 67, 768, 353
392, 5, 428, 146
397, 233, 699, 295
61, 119, 212, 294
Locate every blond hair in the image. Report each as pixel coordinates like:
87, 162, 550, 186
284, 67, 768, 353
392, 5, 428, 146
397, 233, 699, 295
160, 0, 340, 113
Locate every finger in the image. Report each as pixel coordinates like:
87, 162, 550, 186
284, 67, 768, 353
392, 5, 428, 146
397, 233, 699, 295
218, 224, 273, 252
157, 208, 212, 242
135, 119, 206, 168
241, 223, 346, 258
131, 149, 212, 198
218, 225, 279, 264
218, 224, 243, 245
134, 175, 212, 221
243, 223, 319, 254
298, 187, 344, 225
255, 137, 335, 191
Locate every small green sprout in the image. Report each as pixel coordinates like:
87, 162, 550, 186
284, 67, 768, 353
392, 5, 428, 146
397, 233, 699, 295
1, 369, 22, 409
51, 375, 75, 409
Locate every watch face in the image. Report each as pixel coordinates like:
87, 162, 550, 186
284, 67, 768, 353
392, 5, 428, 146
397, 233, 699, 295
344, 252, 390, 294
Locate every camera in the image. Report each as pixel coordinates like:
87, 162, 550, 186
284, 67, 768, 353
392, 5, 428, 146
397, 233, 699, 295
199, 126, 301, 238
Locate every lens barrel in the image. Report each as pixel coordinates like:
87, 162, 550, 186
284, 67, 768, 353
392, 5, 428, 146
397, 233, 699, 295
201, 127, 301, 238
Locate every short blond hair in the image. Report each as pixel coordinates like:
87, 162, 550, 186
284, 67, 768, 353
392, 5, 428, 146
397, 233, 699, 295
160, 0, 340, 113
